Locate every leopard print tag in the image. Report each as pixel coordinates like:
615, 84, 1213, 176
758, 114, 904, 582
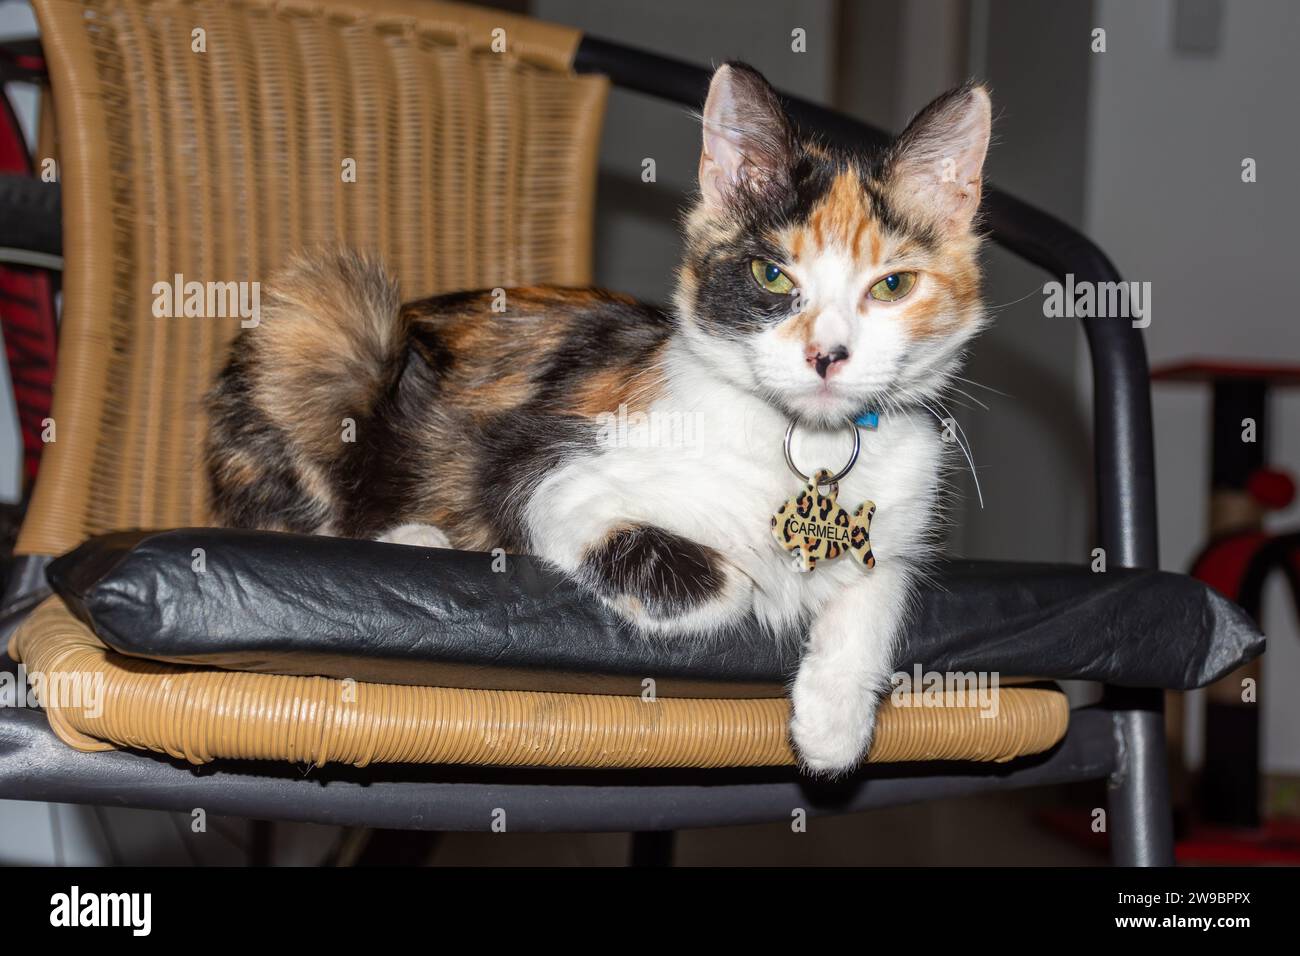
771, 468, 876, 572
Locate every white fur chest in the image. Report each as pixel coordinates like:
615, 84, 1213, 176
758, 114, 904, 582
524, 353, 944, 635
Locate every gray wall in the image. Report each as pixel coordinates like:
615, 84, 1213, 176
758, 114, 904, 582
949, 0, 1096, 563
536, 0, 839, 303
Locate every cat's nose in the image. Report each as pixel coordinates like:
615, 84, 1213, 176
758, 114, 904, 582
807, 344, 850, 379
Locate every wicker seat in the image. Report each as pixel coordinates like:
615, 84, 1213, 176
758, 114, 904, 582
13, 596, 1069, 768
7, 0, 1070, 771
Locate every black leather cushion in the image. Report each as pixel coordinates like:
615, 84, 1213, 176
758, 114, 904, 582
46, 529, 1264, 698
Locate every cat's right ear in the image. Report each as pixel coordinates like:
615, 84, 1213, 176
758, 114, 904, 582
884, 83, 991, 236
699, 63, 793, 213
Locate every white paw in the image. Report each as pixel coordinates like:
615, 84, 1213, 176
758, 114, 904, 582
790, 663, 878, 777
376, 522, 452, 549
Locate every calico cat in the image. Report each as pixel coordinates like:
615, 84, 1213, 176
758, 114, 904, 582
205, 63, 991, 775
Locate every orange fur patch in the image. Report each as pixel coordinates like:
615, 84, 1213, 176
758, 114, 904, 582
775, 305, 819, 344
571, 357, 666, 418
777, 171, 886, 274
896, 259, 982, 338
764, 174, 984, 343
217, 452, 262, 489
811, 172, 871, 253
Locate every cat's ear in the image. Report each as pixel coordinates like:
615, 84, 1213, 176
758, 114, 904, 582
885, 83, 991, 235
699, 63, 793, 212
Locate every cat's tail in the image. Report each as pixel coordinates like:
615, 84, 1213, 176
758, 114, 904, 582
238, 248, 406, 464
205, 249, 408, 531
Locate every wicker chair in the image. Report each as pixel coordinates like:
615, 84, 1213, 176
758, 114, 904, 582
0, 0, 1196, 865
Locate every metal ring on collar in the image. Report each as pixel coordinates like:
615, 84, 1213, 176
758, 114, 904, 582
783, 421, 861, 485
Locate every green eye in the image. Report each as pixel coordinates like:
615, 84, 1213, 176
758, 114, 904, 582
868, 272, 917, 302
751, 259, 795, 295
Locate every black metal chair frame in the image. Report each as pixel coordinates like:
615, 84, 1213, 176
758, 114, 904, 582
0, 35, 1173, 866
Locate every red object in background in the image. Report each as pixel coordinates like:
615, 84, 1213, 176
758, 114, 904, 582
0, 69, 59, 486
1151, 360, 1300, 386
1175, 820, 1300, 865
1036, 809, 1300, 865
1248, 468, 1296, 510
1190, 531, 1271, 604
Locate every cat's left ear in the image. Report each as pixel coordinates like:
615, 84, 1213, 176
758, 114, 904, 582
885, 83, 991, 235
699, 63, 794, 212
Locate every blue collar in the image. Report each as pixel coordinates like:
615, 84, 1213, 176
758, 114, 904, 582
854, 409, 880, 430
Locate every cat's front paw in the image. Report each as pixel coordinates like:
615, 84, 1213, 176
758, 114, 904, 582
790, 663, 878, 777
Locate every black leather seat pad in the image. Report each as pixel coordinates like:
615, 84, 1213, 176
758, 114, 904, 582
45, 529, 1264, 698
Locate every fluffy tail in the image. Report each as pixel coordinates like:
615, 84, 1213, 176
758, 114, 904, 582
243, 249, 404, 460
205, 249, 405, 530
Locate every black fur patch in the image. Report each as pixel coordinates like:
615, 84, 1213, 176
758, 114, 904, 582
473, 409, 597, 552
406, 311, 457, 380
531, 295, 673, 408
581, 525, 727, 619
332, 347, 441, 539
205, 346, 332, 533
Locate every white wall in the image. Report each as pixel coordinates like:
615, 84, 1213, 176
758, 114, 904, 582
1084, 0, 1300, 772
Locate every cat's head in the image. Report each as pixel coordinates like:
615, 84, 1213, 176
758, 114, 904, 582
674, 63, 991, 428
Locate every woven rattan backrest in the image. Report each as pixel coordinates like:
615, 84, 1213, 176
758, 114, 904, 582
19, 0, 607, 556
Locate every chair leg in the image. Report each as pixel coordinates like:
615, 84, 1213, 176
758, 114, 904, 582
352, 828, 443, 865
249, 819, 274, 866
1106, 688, 1175, 866
629, 831, 674, 867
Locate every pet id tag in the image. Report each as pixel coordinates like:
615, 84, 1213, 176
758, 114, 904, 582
771, 423, 876, 573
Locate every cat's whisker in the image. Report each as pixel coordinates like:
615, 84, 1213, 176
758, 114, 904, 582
944, 385, 990, 411
981, 283, 1047, 314
951, 374, 1010, 398
931, 394, 981, 412
917, 397, 983, 510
